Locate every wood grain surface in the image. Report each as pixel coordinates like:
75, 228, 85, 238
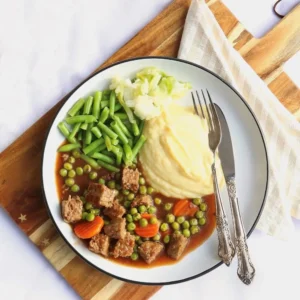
0, 0, 299, 299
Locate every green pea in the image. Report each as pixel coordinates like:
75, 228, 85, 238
115, 172, 121, 180
130, 207, 138, 215
72, 149, 81, 158
68, 156, 75, 164
193, 198, 202, 205
68, 170, 76, 178
160, 223, 169, 232
116, 183, 122, 190
139, 218, 148, 227
65, 178, 75, 187
64, 162, 72, 170
137, 239, 143, 245
133, 213, 141, 221
195, 211, 204, 219
91, 208, 100, 215
85, 202, 93, 210
152, 234, 161, 241
124, 200, 131, 208
172, 222, 180, 230
154, 198, 162, 205
138, 205, 147, 213
135, 235, 140, 241
183, 228, 191, 237
71, 184, 80, 192
126, 214, 133, 223
166, 213, 175, 223
173, 230, 181, 236
164, 203, 172, 211
83, 164, 91, 173
190, 218, 198, 226
149, 216, 158, 224
139, 177, 145, 185
147, 187, 154, 194
59, 168, 68, 177
104, 220, 110, 225
76, 167, 83, 175
148, 206, 157, 214
127, 222, 136, 231
86, 213, 95, 222
122, 189, 130, 195
98, 178, 105, 185
108, 180, 116, 189
89, 171, 98, 180
199, 217, 206, 225
127, 193, 135, 201
133, 244, 138, 252
200, 203, 207, 212
163, 235, 170, 244
139, 186, 147, 195
190, 225, 199, 235
182, 221, 190, 229
176, 216, 185, 224
82, 212, 88, 220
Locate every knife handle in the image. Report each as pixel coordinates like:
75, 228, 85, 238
212, 163, 235, 266
226, 176, 255, 285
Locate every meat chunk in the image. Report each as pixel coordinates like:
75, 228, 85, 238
104, 218, 126, 239
112, 232, 135, 258
122, 167, 139, 193
104, 200, 126, 219
86, 183, 117, 208
131, 195, 153, 208
167, 233, 189, 260
138, 241, 164, 264
89, 234, 110, 257
61, 195, 83, 223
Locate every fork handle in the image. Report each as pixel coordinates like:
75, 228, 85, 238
226, 176, 255, 284
212, 163, 235, 266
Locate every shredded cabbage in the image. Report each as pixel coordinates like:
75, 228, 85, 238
109, 67, 191, 121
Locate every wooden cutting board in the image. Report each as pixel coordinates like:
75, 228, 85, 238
0, 0, 299, 299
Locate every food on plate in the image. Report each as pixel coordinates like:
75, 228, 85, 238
55, 68, 218, 267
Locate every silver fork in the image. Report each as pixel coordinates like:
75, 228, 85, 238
192, 90, 235, 266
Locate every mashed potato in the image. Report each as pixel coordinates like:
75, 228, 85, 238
139, 104, 224, 198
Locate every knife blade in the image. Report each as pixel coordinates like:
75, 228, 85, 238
215, 104, 255, 285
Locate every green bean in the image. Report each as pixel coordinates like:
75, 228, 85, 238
92, 91, 102, 119
68, 98, 85, 117
80, 123, 88, 130
114, 113, 128, 120
116, 151, 122, 166
102, 150, 115, 157
131, 121, 140, 137
128, 139, 133, 147
114, 103, 122, 112
65, 115, 96, 125
111, 145, 121, 156
80, 154, 100, 169
83, 96, 93, 115
77, 130, 83, 141
57, 143, 81, 152
134, 120, 145, 143
83, 138, 105, 155
123, 144, 132, 160
89, 143, 106, 156
104, 135, 112, 151
111, 139, 119, 146
69, 122, 81, 140
97, 160, 120, 172
111, 122, 128, 144
84, 124, 93, 145
98, 122, 118, 139
58, 122, 70, 138
99, 107, 110, 123
132, 135, 147, 159
114, 116, 133, 138
91, 152, 116, 164
103, 89, 111, 96
109, 90, 116, 117
91, 126, 102, 138
100, 100, 109, 109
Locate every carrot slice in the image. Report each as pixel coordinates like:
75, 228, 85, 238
135, 213, 159, 238
173, 199, 198, 217
74, 216, 104, 239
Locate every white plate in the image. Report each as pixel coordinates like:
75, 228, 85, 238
42, 57, 268, 285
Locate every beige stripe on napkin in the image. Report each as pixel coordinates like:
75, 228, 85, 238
178, 0, 300, 239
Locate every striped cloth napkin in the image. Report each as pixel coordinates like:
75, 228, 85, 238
178, 0, 300, 239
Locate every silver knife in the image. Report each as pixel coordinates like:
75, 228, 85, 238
216, 105, 255, 285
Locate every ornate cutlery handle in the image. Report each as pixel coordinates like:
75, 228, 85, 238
212, 163, 235, 266
227, 176, 255, 284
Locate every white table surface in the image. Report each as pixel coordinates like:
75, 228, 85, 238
0, 1, 299, 299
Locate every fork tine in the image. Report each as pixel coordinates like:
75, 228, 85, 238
206, 89, 220, 133
196, 90, 205, 118
191, 92, 199, 116
201, 89, 214, 131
